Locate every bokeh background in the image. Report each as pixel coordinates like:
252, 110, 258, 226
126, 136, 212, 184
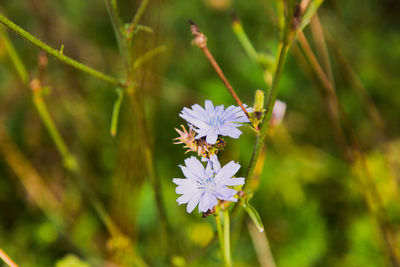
0, 0, 400, 266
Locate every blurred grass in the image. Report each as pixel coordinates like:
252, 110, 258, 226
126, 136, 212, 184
0, 0, 400, 266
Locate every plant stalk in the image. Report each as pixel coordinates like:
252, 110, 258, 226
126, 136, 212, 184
0, 13, 124, 87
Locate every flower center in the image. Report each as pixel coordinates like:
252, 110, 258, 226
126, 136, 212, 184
198, 175, 217, 193
209, 115, 224, 128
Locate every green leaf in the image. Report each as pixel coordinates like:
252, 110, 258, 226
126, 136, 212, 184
243, 201, 265, 232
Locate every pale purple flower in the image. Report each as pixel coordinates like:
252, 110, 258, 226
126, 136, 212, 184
173, 155, 245, 213
179, 100, 251, 145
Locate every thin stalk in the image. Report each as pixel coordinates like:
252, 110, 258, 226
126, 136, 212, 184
127, 0, 149, 39
231, 19, 259, 62
104, 0, 126, 56
0, 13, 124, 87
216, 209, 231, 267
215, 211, 225, 264
231, 17, 274, 87
0, 27, 28, 83
247, 221, 276, 267
189, 21, 251, 120
0, 248, 19, 267
223, 209, 232, 267
31, 83, 78, 172
132, 45, 166, 70
310, 14, 334, 86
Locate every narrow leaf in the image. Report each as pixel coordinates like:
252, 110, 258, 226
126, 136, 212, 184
243, 201, 265, 232
110, 88, 124, 137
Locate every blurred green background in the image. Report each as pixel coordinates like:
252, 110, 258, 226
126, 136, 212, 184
0, 0, 400, 266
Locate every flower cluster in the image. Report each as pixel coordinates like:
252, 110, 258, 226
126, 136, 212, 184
173, 100, 250, 214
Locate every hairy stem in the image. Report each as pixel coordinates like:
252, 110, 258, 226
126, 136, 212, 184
0, 13, 124, 87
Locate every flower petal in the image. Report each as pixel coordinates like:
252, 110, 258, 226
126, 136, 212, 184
210, 154, 221, 172
184, 157, 205, 178
179, 113, 208, 129
191, 104, 209, 121
219, 125, 242, 139
205, 100, 215, 115
199, 191, 218, 212
177, 193, 194, 204
220, 177, 245, 186
206, 133, 218, 145
172, 178, 192, 186
214, 161, 241, 183
179, 165, 198, 181
215, 186, 237, 200
187, 191, 204, 213
175, 182, 197, 194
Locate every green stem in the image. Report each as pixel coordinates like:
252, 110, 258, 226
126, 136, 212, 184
32, 90, 79, 172
223, 209, 232, 267
104, 0, 127, 59
215, 210, 226, 266
232, 21, 258, 62
132, 45, 166, 70
127, 0, 149, 40
0, 26, 28, 83
0, 13, 124, 87
243, 34, 292, 196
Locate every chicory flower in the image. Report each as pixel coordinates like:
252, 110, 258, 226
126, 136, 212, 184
173, 155, 244, 213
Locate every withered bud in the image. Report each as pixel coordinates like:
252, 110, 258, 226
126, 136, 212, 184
189, 20, 207, 48
237, 190, 245, 198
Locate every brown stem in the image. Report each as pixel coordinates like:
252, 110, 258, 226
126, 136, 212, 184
189, 21, 251, 120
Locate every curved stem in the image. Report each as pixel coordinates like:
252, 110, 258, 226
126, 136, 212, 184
0, 13, 124, 87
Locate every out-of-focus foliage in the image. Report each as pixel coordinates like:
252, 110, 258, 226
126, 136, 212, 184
0, 0, 399, 266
